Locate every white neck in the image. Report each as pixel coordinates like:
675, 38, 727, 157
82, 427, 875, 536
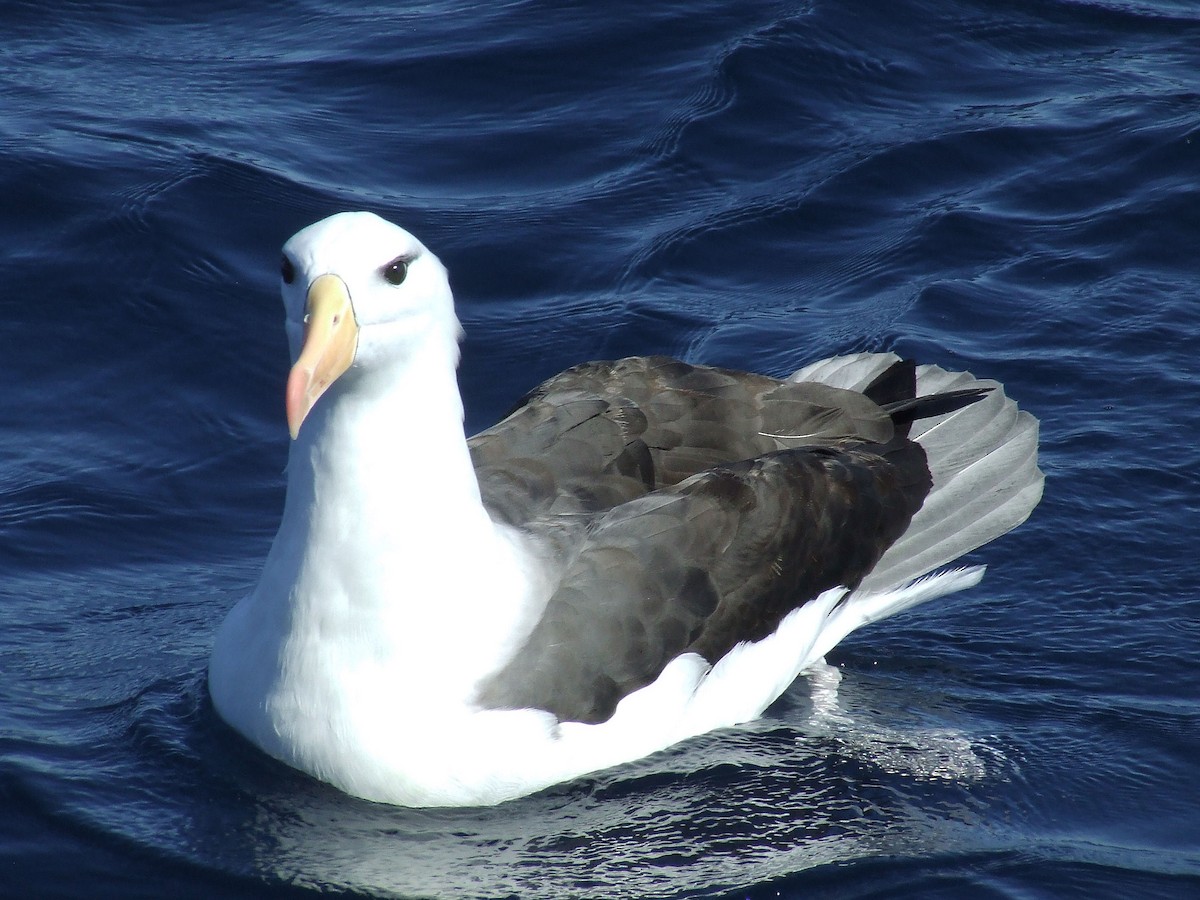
278, 333, 536, 683
283, 334, 486, 562
210, 334, 546, 779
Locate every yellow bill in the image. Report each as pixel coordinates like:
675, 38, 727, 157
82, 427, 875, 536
285, 274, 359, 439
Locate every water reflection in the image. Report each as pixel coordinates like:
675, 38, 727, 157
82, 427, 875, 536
198, 662, 1010, 898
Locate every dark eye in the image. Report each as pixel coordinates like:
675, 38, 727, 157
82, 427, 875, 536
281, 255, 295, 285
381, 257, 409, 286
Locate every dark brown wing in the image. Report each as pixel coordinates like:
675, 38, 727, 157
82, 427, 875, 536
475, 435, 933, 724
467, 356, 902, 526
470, 355, 992, 724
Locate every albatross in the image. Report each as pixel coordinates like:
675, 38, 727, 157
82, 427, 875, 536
208, 211, 1043, 807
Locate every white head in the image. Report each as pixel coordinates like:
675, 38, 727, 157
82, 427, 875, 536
279, 212, 463, 438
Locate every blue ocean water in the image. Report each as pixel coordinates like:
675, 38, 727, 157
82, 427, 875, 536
2, 0, 1199, 896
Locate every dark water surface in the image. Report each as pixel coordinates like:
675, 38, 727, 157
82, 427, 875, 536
3, 1, 1199, 897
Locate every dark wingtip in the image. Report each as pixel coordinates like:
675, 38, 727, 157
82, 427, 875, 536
863, 359, 992, 434
883, 386, 993, 430
862, 359, 917, 408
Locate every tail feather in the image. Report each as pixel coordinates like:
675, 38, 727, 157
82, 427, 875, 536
791, 352, 901, 393
678, 353, 1042, 735
791, 352, 1044, 595
805, 566, 987, 664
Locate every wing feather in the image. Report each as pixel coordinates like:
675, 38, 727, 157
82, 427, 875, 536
476, 438, 932, 723
468, 356, 899, 525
